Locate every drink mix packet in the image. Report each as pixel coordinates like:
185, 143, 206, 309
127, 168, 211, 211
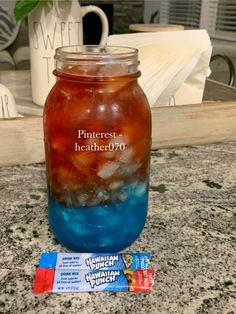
33, 252, 154, 293
33, 268, 154, 293
39, 252, 152, 271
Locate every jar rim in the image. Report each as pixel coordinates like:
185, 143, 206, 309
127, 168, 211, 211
54, 45, 140, 79
55, 45, 138, 62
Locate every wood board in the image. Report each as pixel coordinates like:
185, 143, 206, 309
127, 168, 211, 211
1, 100, 236, 167
1, 70, 236, 166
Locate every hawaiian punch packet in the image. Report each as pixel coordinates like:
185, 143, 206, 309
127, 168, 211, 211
33, 252, 154, 293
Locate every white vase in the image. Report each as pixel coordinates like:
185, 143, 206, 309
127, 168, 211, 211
28, 0, 109, 106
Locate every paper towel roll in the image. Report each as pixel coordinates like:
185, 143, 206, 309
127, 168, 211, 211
108, 30, 212, 107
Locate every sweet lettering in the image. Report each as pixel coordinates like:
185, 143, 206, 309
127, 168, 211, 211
32, 20, 81, 84
42, 56, 52, 83
32, 21, 81, 50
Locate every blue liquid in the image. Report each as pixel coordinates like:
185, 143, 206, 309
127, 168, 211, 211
48, 182, 148, 252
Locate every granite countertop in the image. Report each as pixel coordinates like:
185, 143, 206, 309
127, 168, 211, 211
0, 142, 235, 314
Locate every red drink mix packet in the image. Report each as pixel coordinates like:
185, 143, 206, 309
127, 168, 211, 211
33, 268, 154, 293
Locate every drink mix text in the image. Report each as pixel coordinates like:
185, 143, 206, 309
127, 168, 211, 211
85, 270, 121, 288
85, 255, 119, 270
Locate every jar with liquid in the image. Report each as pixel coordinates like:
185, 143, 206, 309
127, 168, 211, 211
44, 45, 152, 252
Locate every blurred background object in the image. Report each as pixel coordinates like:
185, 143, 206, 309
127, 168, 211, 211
144, 0, 236, 86
0, 0, 235, 88
108, 30, 212, 107
0, 0, 20, 51
0, 50, 15, 70
0, 82, 19, 118
81, 1, 113, 43
129, 23, 184, 32
0, 0, 29, 70
210, 54, 235, 86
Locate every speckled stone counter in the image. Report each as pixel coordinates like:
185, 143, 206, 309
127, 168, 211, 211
0, 142, 235, 314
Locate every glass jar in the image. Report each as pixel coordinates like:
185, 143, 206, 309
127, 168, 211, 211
44, 45, 152, 252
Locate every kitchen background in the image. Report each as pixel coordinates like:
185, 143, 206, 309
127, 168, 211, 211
0, 0, 236, 86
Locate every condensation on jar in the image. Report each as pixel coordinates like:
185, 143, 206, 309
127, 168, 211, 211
43, 45, 152, 252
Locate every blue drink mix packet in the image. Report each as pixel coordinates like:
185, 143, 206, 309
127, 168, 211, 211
39, 252, 151, 270
33, 252, 154, 293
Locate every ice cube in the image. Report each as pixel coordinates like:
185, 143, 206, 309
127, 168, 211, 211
97, 190, 109, 202
120, 162, 141, 175
87, 198, 100, 208
77, 193, 89, 206
71, 152, 95, 170
71, 223, 89, 237
134, 182, 147, 197
97, 63, 128, 77
119, 147, 134, 163
117, 193, 128, 202
63, 187, 74, 207
102, 151, 116, 159
61, 210, 70, 222
109, 181, 124, 190
94, 206, 109, 217
66, 64, 99, 76
97, 161, 120, 179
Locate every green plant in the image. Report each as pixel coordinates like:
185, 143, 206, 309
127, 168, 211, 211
127, 9, 159, 25
113, 25, 129, 34
149, 10, 159, 24
14, 0, 53, 21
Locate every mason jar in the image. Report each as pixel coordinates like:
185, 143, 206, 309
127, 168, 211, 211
43, 45, 152, 252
